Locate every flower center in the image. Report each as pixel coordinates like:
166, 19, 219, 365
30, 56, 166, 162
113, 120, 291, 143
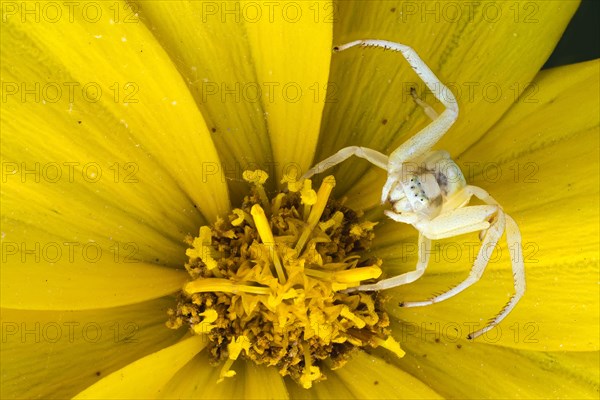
167, 171, 404, 388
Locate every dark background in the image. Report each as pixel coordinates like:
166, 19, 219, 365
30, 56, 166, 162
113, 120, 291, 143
543, 0, 599, 68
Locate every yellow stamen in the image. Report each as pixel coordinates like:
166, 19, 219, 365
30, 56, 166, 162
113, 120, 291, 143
319, 210, 344, 232
306, 176, 336, 227
373, 336, 405, 358
340, 306, 366, 329
308, 312, 334, 341
250, 204, 287, 284
350, 221, 378, 237
299, 341, 322, 389
218, 335, 251, 382
331, 282, 354, 292
217, 359, 236, 383
271, 193, 286, 214
231, 208, 255, 227
300, 179, 317, 220
267, 288, 299, 309
281, 170, 303, 192
295, 176, 336, 253
319, 258, 360, 270
333, 264, 382, 283
185, 278, 271, 295
243, 170, 270, 212
335, 265, 382, 283
192, 309, 219, 335
186, 226, 219, 270
303, 264, 382, 283
229, 335, 251, 359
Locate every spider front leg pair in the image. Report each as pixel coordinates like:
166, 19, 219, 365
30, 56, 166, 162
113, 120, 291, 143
302, 39, 459, 188
301, 39, 525, 340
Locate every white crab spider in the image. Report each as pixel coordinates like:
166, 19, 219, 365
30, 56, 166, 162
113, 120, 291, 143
302, 39, 525, 339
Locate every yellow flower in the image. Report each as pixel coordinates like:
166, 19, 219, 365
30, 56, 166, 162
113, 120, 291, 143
1, 1, 598, 399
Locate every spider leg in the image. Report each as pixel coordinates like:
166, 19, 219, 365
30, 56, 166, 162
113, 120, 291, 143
336, 40, 458, 164
466, 186, 526, 339
411, 87, 439, 120
346, 233, 431, 292
401, 207, 505, 309
401, 185, 525, 339
414, 205, 496, 240
401, 187, 503, 307
384, 209, 418, 224
336, 39, 458, 114
469, 213, 525, 339
301, 146, 388, 180
337, 40, 458, 202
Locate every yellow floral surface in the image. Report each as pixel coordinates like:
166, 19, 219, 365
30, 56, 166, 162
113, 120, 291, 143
1, 1, 598, 398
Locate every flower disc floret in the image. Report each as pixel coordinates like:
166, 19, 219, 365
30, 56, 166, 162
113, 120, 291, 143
167, 171, 404, 388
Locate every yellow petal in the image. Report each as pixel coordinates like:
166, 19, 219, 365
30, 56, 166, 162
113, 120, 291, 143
244, 0, 333, 183
157, 347, 244, 399
162, 354, 307, 399
385, 260, 599, 352
344, 167, 387, 212
461, 60, 599, 259
1, 1, 229, 224
1, 176, 191, 268
331, 350, 443, 399
1, 217, 187, 310
392, 321, 599, 399
319, 1, 579, 195
74, 335, 207, 399
1, 297, 185, 399
133, 1, 275, 199
285, 369, 355, 400
244, 361, 289, 399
